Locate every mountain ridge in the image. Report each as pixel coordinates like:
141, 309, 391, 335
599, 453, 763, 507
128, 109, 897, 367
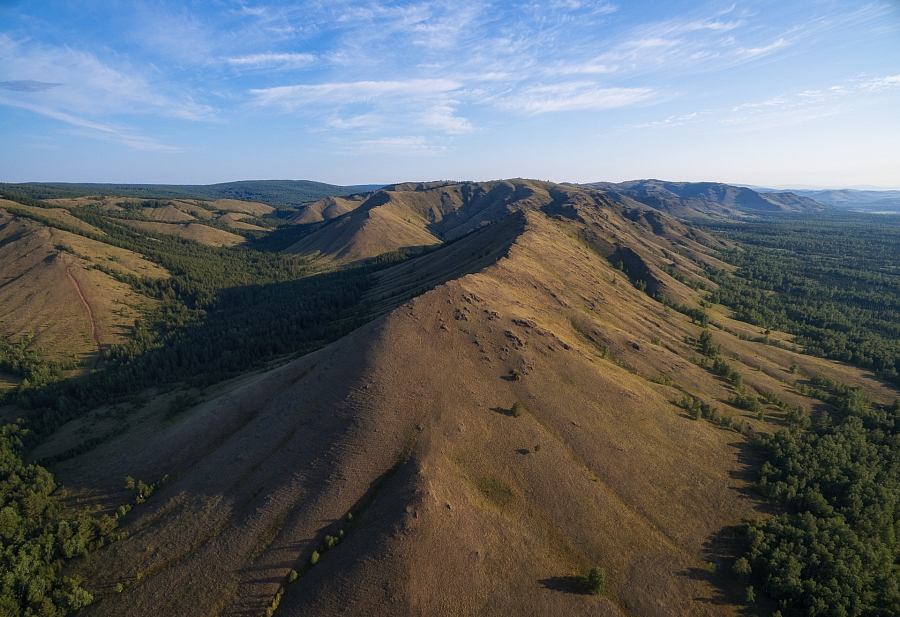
584, 179, 827, 217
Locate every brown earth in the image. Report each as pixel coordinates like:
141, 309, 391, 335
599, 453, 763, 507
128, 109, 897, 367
34, 182, 898, 617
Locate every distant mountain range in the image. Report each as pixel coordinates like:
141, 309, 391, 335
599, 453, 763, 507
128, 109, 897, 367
584, 179, 827, 218
7, 178, 898, 218
753, 188, 900, 212
0, 180, 383, 208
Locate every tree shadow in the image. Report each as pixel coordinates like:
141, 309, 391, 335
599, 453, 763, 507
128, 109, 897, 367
681, 438, 778, 616
490, 406, 515, 417
538, 575, 590, 595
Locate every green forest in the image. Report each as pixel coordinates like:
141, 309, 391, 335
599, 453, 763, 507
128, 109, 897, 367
696, 213, 900, 385
738, 379, 900, 616
692, 213, 900, 615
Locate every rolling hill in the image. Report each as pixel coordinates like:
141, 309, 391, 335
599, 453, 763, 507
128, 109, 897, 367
9, 179, 892, 617
0, 200, 165, 373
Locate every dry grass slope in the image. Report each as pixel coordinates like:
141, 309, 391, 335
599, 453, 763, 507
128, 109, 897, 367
0, 207, 163, 368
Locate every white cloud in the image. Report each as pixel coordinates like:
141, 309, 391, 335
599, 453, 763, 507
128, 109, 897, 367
632, 111, 706, 129
0, 35, 215, 121
251, 78, 472, 136
859, 74, 900, 92
225, 53, 316, 69
418, 103, 474, 133
503, 82, 655, 114
0, 97, 179, 151
740, 37, 788, 57
250, 79, 464, 109
351, 136, 446, 155
639, 70, 900, 134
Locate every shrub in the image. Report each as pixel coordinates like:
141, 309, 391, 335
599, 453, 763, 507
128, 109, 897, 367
699, 329, 718, 357
310, 551, 320, 565
587, 567, 606, 594
785, 404, 811, 428
732, 557, 751, 581
730, 391, 761, 412
652, 374, 673, 386
511, 402, 523, 418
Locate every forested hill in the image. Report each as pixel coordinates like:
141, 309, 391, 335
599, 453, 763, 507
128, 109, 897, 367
0, 180, 384, 208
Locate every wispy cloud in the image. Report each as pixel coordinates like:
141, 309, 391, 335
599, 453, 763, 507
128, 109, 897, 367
225, 52, 316, 69
858, 74, 900, 93
503, 83, 655, 114
632, 111, 707, 129
0, 97, 179, 151
0, 80, 61, 92
250, 79, 464, 109
636, 69, 900, 133
739, 37, 788, 57
0, 35, 215, 122
251, 78, 473, 134
350, 136, 447, 155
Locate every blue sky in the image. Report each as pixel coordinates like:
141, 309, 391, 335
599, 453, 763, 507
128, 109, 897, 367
1, 1, 899, 187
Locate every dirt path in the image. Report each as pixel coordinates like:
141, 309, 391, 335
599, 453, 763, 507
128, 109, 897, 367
63, 258, 103, 366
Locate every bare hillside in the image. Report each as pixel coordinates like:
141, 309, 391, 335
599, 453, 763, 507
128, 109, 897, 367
0, 205, 163, 367
286, 179, 565, 264
292, 195, 368, 224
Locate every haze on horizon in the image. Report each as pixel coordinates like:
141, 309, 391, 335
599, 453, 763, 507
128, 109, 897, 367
1, 0, 899, 189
